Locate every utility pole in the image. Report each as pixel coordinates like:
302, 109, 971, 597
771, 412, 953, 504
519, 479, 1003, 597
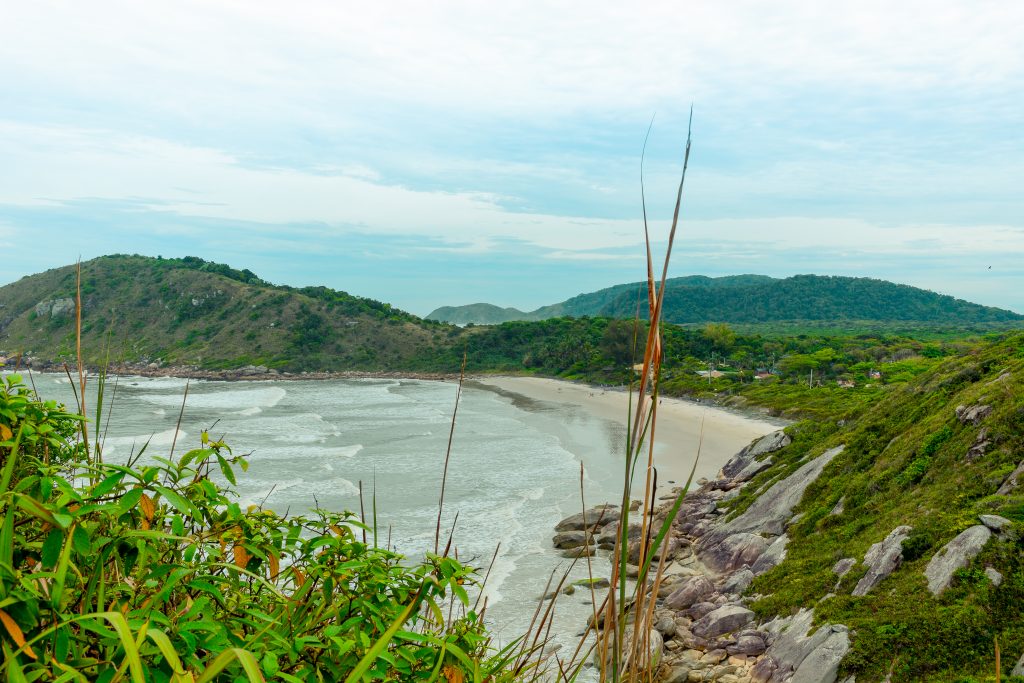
809, 368, 813, 389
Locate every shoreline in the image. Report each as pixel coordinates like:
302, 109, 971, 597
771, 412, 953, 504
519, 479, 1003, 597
470, 375, 786, 488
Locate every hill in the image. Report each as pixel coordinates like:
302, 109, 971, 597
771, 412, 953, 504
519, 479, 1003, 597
0, 254, 453, 372
427, 274, 1023, 329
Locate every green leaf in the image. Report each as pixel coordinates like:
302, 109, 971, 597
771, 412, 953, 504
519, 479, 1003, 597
72, 525, 91, 556
216, 454, 236, 486
196, 648, 265, 683
153, 486, 202, 520
42, 528, 64, 568
91, 472, 126, 499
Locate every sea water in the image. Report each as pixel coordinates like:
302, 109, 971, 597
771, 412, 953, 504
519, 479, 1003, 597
18, 373, 741, 669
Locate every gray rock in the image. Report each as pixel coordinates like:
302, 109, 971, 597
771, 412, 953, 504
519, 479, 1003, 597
692, 605, 755, 638
701, 446, 846, 555
1012, 652, 1024, 676
966, 428, 991, 462
552, 530, 592, 549
720, 430, 790, 481
985, 567, 1003, 587
654, 615, 677, 638
728, 634, 767, 656
852, 526, 912, 596
720, 567, 755, 596
829, 497, 845, 516
559, 546, 596, 559
619, 626, 663, 672
924, 525, 993, 595
687, 601, 717, 620
702, 532, 769, 574
955, 403, 992, 425
664, 575, 716, 610
997, 461, 1024, 495
979, 514, 1012, 532
789, 627, 850, 683
832, 558, 856, 578
752, 534, 789, 575
752, 609, 846, 683
554, 505, 620, 532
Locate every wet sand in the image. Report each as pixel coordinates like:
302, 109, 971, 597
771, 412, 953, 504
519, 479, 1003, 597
473, 376, 785, 492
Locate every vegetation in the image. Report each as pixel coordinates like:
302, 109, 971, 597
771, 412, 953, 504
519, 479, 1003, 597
722, 332, 1024, 681
427, 274, 1023, 328
0, 371, 544, 682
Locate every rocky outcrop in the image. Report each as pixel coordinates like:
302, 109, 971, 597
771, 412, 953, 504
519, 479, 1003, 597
552, 530, 593, 549
700, 446, 845, 555
955, 403, 992, 425
702, 532, 769, 574
1012, 652, 1024, 677
554, 505, 620, 532
34, 297, 76, 319
664, 575, 716, 610
751, 609, 849, 683
997, 461, 1024, 495
719, 430, 791, 483
923, 525, 992, 595
966, 428, 991, 462
751, 534, 789, 576
852, 526, 912, 596
979, 514, 1012, 532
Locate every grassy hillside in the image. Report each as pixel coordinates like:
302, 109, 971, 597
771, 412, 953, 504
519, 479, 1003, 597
427, 274, 1023, 330
0, 255, 454, 372
732, 332, 1024, 680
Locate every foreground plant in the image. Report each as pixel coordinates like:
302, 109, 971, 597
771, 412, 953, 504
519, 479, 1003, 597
0, 373, 526, 682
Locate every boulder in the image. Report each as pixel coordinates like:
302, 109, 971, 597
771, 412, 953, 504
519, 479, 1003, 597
752, 534, 789, 576
700, 446, 845, 555
654, 615, 677, 638
979, 514, 1012, 532
720, 567, 755, 596
728, 634, 767, 656
560, 546, 596, 559
618, 626, 663, 672
852, 526, 912, 596
955, 404, 992, 425
985, 567, 1003, 587
664, 575, 716, 610
832, 558, 856, 578
701, 533, 769, 574
552, 530, 593, 549
554, 505, 620, 532
686, 601, 718, 620
966, 428, 990, 462
752, 609, 848, 683
691, 605, 755, 638
997, 461, 1024, 495
924, 525, 993, 595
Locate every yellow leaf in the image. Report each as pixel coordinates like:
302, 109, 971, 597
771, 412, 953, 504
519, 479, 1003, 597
442, 665, 464, 683
268, 554, 280, 579
139, 493, 156, 521
0, 608, 37, 660
0, 424, 12, 441
232, 545, 249, 569
292, 567, 305, 588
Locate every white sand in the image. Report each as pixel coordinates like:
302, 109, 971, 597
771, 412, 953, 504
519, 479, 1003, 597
474, 376, 784, 490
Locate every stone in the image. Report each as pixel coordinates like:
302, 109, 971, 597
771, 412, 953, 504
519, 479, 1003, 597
997, 461, 1024, 495
702, 648, 727, 665
665, 575, 717, 610
619, 626, 663, 672
692, 606, 755, 639
979, 514, 1012, 532
655, 615, 678, 638
924, 525, 993, 595
554, 505, 620, 532
966, 428, 991, 462
721, 568, 755, 596
701, 533, 769, 574
727, 634, 766, 656
985, 567, 1003, 586
700, 446, 845, 557
552, 530, 593, 549
751, 534, 789, 576
559, 546, 596, 559
720, 431, 790, 482
831, 558, 856, 577
955, 404, 992, 425
663, 665, 691, 683
687, 601, 718, 620
829, 497, 845, 516
788, 626, 850, 683
852, 526, 912, 596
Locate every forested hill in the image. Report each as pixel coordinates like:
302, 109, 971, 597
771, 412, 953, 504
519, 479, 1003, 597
427, 274, 1023, 326
0, 254, 452, 371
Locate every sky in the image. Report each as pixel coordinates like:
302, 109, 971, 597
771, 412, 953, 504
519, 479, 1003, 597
1, 1, 1023, 315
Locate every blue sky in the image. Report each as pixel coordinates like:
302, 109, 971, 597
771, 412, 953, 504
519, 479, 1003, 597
1, 1, 1022, 315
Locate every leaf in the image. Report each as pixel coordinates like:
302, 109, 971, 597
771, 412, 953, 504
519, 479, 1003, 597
442, 665, 464, 683
72, 525, 91, 555
268, 553, 280, 580
195, 648, 265, 683
153, 485, 201, 520
42, 528, 64, 568
139, 493, 155, 521
0, 424, 11, 441
343, 585, 427, 683
216, 454, 236, 486
233, 545, 250, 569
91, 472, 126, 499
0, 609, 36, 660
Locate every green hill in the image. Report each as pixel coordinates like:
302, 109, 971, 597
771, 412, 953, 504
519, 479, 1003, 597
0, 254, 453, 372
426, 274, 1023, 328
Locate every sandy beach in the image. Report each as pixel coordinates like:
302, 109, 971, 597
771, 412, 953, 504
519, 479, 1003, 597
472, 376, 785, 492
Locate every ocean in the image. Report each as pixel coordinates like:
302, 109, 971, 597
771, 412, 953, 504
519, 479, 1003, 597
21, 372, 772, 669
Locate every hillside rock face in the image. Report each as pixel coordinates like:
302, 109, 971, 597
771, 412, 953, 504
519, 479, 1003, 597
750, 609, 850, 683
34, 298, 75, 319
924, 525, 993, 595
852, 526, 912, 596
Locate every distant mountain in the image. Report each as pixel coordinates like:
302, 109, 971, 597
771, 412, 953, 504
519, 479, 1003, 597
0, 255, 452, 372
427, 274, 1023, 326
